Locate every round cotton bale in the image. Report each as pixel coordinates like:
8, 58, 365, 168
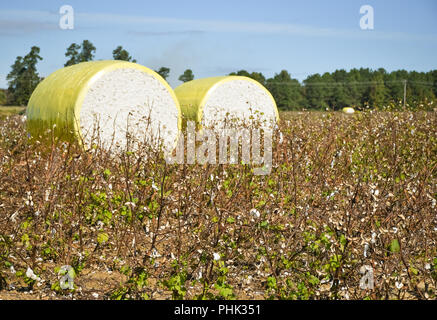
342, 107, 355, 114
27, 60, 181, 153
174, 76, 279, 130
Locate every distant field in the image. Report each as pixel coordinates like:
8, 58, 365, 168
0, 106, 25, 117
279, 110, 332, 120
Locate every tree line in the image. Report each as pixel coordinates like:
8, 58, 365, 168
232, 69, 437, 111
4, 41, 437, 110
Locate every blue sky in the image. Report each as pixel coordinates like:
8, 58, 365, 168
1, 0, 436, 88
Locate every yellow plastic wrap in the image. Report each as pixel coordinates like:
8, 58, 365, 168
26, 60, 181, 144
174, 76, 279, 124
342, 107, 355, 114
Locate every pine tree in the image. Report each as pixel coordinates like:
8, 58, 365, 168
178, 69, 194, 82
368, 72, 388, 108
249, 72, 266, 86
79, 40, 96, 62
6, 46, 42, 105
331, 69, 352, 109
112, 46, 136, 62
156, 67, 170, 80
64, 43, 81, 67
304, 74, 323, 109
266, 70, 303, 110
64, 40, 96, 67
229, 70, 266, 85
229, 70, 251, 77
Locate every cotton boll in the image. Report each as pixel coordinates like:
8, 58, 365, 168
151, 248, 161, 258
26, 268, 41, 281
363, 243, 369, 257
10, 211, 18, 223
371, 232, 377, 244
250, 208, 261, 219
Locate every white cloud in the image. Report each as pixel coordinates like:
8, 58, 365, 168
0, 10, 58, 35
127, 30, 205, 37
76, 11, 437, 41
1, 9, 436, 41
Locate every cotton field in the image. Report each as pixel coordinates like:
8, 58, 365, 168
0, 110, 436, 300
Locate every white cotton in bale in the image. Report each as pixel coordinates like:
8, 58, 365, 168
27, 60, 181, 153
174, 76, 279, 130
79, 68, 180, 152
